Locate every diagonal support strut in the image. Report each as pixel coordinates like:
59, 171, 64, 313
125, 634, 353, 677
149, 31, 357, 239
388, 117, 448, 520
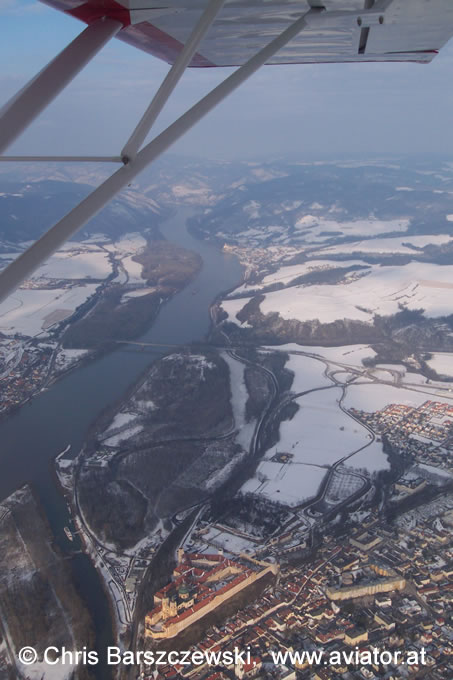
0, 7, 322, 303
0, 156, 123, 163
0, 17, 123, 156
121, 0, 226, 162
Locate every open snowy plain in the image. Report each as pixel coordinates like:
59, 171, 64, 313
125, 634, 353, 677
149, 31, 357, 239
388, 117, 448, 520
0, 233, 147, 338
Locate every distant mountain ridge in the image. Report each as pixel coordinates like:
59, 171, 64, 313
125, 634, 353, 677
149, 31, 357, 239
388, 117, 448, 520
0, 178, 164, 245
188, 158, 453, 247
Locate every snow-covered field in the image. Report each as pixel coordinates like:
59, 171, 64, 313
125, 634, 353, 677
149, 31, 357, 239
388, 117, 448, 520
99, 412, 143, 447
17, 659, 76, 680
104, 233, 146, 256
277, 388, 370, 466
242, 380, 389, 507
0, 253, 20, 271
266, 343, 377, 368
284, 354, 331, 393
294, 215, 410, 242
121, 287, 157, 302
55, 348, 89, 371
222, 205, 416, 248
32, 250, 112, 280
104, 233, 146, 284
418, 463, 453, 479
222, 298, 251, 327
104, 425, 143, 447
347, 440, 390, 473
317, 234, 453, 257
105, 413, 137, 432
222, 352, 256, 448
0, 244, 113, 280
232, 259, 367, 295
242, 460, 327, 507
0, 232, 150, 337
122, 255, 144, 284
198, 526, 258, 555
344, 383, 453, 412
427, 353, 453, 378
0, 285, 97, 337
223, 262, 453, 325
241, 342, 415, 507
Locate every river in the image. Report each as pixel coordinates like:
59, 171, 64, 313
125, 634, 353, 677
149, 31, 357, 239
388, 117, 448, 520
0, 207, 243, 678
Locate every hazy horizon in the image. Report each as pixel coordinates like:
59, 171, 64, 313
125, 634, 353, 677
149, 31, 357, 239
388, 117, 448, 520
2, 0, 453, 162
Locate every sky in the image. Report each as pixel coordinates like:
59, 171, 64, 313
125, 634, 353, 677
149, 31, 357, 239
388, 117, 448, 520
1, 0, 453, 161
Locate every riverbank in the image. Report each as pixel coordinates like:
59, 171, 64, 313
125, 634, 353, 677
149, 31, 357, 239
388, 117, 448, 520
0, 207, 243, 677
0, 229, 203, 423
0, 485, 95, 679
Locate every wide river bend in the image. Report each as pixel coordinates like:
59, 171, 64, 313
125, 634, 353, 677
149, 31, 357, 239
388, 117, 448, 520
0, 208, 243, 678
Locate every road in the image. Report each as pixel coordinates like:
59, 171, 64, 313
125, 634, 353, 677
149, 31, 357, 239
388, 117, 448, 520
69, 335, 453, 655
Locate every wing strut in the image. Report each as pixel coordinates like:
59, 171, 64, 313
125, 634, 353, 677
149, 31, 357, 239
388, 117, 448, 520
0, 6, 322, 303
122, 0, 226, 162
0, 17, 123, 156
0, 156, 123, 163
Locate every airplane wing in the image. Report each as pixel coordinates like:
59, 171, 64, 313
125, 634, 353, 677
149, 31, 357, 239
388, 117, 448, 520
40, 0, 453, 67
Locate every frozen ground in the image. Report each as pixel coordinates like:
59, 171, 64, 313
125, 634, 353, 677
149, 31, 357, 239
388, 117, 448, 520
242, 460, 327, 508
293, 215, 410, 242
121, 287, 157, 302
344, 382, 453, 412
122, 255, 144, 284
198, 526, 258, 555
242, 344, 402, 506
232, 259, 366, 295
427, 353, 453, 378
55, 348, 89, 371
105, 413, 137, 432
277, 388, 370, 466
105, 233, 146, 283
32, 250, 112, 280
346, 441, 390, 473
223, 262, 453, 325
317, 234, 453, 257
0, 285, 97, 337
221, 351, 256, 449
241, 382, 387, 507
0, 232, 151, 337
375, 363, 407, 374
265, 343, 377, 367
222, 298, 252, 327
220, 209, 415, 249
284, 354, 331, 393
17, 660, 76, 680
418, 463, 453, 479
104, 233, 147, 255
104, 424, 143, 447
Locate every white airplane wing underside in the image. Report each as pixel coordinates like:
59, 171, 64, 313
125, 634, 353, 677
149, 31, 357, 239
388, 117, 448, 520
41, 0, 453, 66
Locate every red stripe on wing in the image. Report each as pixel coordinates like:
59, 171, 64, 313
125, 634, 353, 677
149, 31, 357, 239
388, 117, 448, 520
42, 0, 217, 66
65, 0, 131, 26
